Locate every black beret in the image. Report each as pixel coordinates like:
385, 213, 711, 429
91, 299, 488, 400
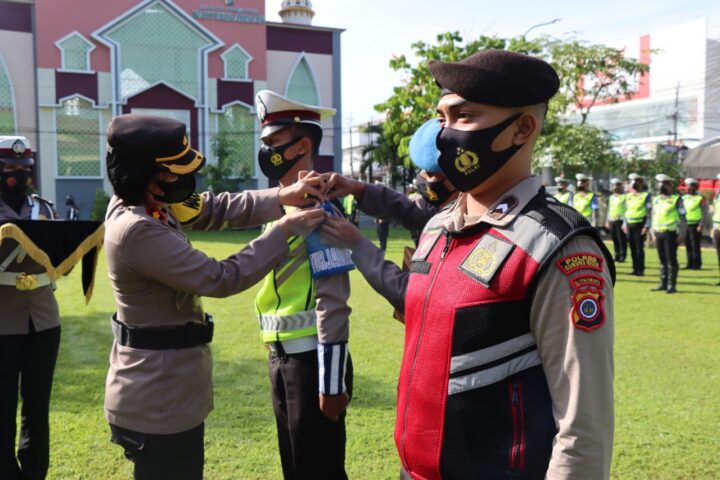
106, 114, 205, 175
429, 49, 560, 106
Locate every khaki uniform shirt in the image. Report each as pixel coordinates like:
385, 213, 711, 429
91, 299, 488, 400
0, 195, 59, 335
103, 188, 288, 434
351, 177, 614, 479
359, 183, 438, 232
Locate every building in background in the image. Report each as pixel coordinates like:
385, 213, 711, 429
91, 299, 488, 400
578, 18, 720, 160
0, 0, 342, 216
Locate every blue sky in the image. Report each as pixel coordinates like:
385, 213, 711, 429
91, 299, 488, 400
267, 0, 720, 128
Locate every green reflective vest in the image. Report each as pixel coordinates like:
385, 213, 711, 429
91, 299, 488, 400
255, 221, 317, 344
713, 194, 720, 225
682, 194, 703, 225
625, 192, 649, 224
652, 194, 680, 232
607, 193, 626, 221
343, 195, 355, 215
573, 192, 595, 219
553, 191, 571, 205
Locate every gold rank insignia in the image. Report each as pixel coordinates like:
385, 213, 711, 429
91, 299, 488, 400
570, 286, 605, 331
459, 234, 514, 286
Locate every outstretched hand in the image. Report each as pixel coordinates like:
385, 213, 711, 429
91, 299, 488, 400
320, 216, 362, 249
322, 172, 365, 201
277, 207, 325, 238
278, 170, 327, 207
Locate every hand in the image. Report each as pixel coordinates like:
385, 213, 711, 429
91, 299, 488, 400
696, 224, 702, 233
323, 172, 365, 200
278, 170, 326, 208
677, 234, 684, 245
277, 208, 325, 238
319, 392, 349, 421
641, 227, 649, 236
622, 225, 628, 234
320, 216, 362, 249
605, 222, 611, 231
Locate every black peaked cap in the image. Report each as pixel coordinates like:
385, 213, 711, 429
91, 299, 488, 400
429, 49, 560, 106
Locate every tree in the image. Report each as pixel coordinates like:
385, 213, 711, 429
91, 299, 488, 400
202, 132, 254, 193
373, 31, 651, 184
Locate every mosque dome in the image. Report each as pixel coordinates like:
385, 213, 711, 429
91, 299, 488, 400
279, 0, 315, 26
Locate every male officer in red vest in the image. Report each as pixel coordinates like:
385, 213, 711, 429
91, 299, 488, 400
321, 49, 615, 479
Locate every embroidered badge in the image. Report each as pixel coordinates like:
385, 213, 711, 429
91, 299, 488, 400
459, 234, 514, 286
146, 206, 167, 222
570, 286, 605, 331
556, 253, 603, 275
569, 274, 605, 290
487, 195, 519, 221
412, 228, 443, 261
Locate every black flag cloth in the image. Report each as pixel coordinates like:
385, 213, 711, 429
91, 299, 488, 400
0, 219, 104, 302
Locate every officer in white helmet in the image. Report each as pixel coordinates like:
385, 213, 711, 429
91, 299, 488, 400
606, 177, 628, 262
712, 173, 720, 285
681, 177, 706, 270
0, 136, 60, 479
650, 174, 685, 293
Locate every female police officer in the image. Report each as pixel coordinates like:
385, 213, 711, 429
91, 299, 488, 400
103, 114, 325, 479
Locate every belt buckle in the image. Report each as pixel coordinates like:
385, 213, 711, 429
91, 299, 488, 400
15, 273, 38, 291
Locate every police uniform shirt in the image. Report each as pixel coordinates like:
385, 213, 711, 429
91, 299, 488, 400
0, 195, 59, 335
103, 187, 289, 434
358, 183, 438, 232
350, 176, 614, 479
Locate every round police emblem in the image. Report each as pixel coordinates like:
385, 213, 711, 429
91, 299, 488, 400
578, 298, 599, 320
12, 139, 26, 154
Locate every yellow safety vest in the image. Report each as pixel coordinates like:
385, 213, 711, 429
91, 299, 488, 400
607, 193, 626, 221
682, 194, 703, 225
652, 195, 680, 232
255, 219, 317, 345
625, 192, 649, 224
573, 192, 595, 219
713, 194, 720, 225
553, 191, 571, 205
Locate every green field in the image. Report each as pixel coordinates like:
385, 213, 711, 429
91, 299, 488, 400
40, 227, 720, 479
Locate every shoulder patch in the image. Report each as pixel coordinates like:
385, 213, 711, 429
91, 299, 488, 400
569, 274, 605, 290
459, 234, 514, 286
556, 252, 603, 275
570, 285, 605, 331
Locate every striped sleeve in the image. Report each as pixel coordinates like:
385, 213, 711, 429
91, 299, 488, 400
317, 342, 349, 395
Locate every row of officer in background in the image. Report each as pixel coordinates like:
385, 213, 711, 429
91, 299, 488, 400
554, 173, 711, 293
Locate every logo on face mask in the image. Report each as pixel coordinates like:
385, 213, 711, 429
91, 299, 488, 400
425, 187, 439, 202
271, 153, 284, 166
454, 149, 479, 175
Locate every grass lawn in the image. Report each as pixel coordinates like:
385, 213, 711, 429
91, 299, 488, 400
43, 226, 719, 479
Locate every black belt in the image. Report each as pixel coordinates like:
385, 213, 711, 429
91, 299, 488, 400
111, 314, 214, 350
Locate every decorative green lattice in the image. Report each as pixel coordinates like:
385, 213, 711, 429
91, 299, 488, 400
217, 105, 256, 178
223, 46, 250, 80
287, 57, 319, 105
58, 34, 92, 71
106, 2, 211, 100
57, 98, 100, 177
0, 57, 14, 135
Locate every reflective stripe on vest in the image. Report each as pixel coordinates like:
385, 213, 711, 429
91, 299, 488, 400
255, 223, 317, 345
625, 192, 649, 223
573, 192, 594, 218
608, 193, 626, 220
652, 195, 680, 231
682, 194, 703, 224
553, 191, 571, 205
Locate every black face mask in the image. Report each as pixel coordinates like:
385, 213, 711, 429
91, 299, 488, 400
258, 137, 305, 181
0, 170, 31, 198
153, 174, 196, 204
658, 184, 671, 196
415, 174, 454, 207
630, 181, 641, 191
436, 113, 523, 192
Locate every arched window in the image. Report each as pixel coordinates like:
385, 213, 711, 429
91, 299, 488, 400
221, 45, 252, 81
56, 32, 95, 72
216, 104, 256, 178
286, 55, 319, 105
57, 97, 100, 177
0, 56, 15, 135
105, 1, 212, 101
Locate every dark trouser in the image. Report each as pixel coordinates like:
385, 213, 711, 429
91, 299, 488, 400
610, 220, 628, 262
685, 224, 703, 269
109, 423, 204, 480
377, 221, 390, 251
627, 222, 646, 274
0, 324, 60, 480
714, 228, 720, 283
269, 349, 353, 480
655, 231, 678, 290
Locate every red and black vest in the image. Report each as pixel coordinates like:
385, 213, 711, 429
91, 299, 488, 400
396, 193, 614, 480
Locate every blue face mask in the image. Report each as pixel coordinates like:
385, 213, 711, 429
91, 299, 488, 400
436, 113, 523, 192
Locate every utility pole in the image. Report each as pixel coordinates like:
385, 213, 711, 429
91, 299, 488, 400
666, 83, 680, 163
347, 114, 354, 178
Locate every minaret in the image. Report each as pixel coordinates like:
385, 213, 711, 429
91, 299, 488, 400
278, 0, 315, 26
